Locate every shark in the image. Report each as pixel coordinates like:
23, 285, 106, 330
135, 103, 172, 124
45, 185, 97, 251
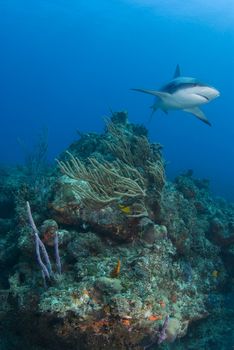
132, 65, 220, 126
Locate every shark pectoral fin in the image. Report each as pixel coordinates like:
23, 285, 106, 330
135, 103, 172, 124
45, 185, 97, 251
131, 88, 170, 99
183, 107, 211, 126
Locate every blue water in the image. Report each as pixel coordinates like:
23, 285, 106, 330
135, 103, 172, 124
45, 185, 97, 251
0, 0, 234, 199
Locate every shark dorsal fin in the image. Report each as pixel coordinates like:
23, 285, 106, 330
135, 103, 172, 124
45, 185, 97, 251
173, 64, 181, 78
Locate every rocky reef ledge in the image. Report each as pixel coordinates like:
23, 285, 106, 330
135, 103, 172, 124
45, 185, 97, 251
0, 112, 233, 349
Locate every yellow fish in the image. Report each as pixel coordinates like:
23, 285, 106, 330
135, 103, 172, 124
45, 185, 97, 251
212, 270, 219, 278
119, 205, 131, 215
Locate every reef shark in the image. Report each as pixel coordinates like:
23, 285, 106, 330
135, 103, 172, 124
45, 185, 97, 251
132, 65, 220, 126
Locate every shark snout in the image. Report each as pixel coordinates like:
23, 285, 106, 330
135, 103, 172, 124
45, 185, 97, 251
200, 86, 220, 101
214, 88, 220, 98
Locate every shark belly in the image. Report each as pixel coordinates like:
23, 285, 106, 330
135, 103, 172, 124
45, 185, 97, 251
162, 88, 209, 110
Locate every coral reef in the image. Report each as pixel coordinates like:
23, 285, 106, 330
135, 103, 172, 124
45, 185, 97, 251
0, 112, 233, 349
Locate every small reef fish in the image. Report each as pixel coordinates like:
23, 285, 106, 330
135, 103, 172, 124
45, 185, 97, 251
132, 64, 220, 126
110, 259, 121, 278
148, 314, 162, 321
212, 270, 219, 278
118, 204, 132, 215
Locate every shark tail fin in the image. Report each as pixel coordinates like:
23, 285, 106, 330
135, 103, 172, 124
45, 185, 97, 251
173, 64, 181, 78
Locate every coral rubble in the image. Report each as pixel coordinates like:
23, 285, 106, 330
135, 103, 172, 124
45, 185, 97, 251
0, 112, 233, 349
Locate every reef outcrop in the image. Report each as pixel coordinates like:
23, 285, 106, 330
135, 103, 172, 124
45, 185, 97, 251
0, 112, 233, 349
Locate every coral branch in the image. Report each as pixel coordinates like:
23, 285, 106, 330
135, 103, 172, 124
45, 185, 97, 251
57, 153, 146, 208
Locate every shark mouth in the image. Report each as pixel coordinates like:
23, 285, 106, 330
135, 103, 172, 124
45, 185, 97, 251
195, 93, 210, 101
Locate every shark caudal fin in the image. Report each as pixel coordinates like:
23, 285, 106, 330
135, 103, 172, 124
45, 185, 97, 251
173, 64, 181, 78
183, 107, 211, 126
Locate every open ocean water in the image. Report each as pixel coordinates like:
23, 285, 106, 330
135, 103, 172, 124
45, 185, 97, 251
0, 0, 234, 199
